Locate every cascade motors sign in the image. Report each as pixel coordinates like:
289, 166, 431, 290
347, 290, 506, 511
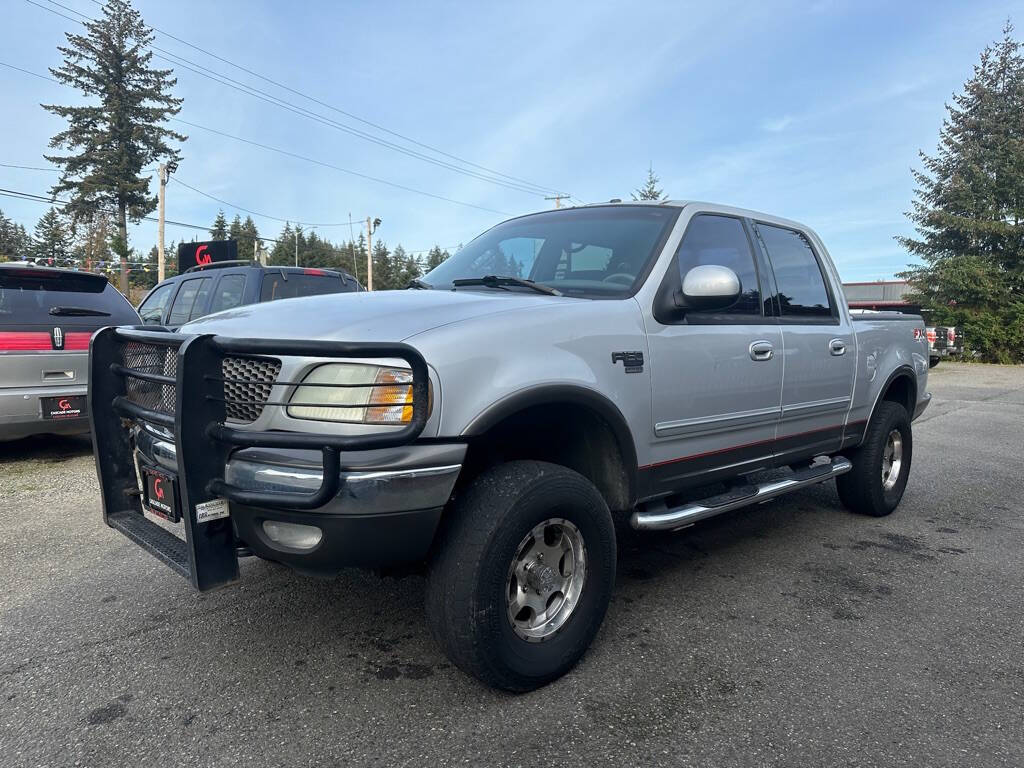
177, 240, 238, 273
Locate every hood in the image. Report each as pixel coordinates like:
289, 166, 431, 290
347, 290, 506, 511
182, 288, 581, 342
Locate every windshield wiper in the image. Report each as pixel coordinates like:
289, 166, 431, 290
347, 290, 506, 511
407, 278, 433, 290
49, 306, 110, 317
451, 275, 561, 296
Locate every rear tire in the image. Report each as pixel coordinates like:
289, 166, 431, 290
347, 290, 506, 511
425, 461, 616, 692
836, 401, 912, 516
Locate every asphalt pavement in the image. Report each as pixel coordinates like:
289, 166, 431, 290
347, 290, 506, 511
1, 362, 1022, 767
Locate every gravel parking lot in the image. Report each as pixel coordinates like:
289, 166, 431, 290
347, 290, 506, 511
1, 362, 1022, 767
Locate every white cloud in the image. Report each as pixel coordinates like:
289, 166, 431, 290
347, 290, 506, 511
761, 115, 795, 132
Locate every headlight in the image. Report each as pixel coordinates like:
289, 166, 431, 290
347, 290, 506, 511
287, 363, 419, 424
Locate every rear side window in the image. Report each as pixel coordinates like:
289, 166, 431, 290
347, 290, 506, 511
757, 224, 833, 318
138, 283, 175, 325
210, 274, 246, 314
260, 273, 349, 302
676, 215, 762, 315
166, 278, 211, 325
0, 269, 138, 326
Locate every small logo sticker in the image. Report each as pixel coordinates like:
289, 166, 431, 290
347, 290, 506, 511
195, 498, 229, 523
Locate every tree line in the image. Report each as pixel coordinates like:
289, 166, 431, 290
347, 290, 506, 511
0, 204, 452, 292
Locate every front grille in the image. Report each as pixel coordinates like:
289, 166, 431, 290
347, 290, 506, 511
119, 342, 280, 424
222, 356, 281, 423
122, 341, 177, 414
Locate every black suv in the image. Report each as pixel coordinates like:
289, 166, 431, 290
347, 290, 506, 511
137, 261, 362, 329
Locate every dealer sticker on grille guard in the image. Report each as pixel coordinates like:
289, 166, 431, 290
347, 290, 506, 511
195, 498, 229, 523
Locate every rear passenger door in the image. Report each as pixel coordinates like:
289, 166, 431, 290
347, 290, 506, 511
753, 222, 856, 462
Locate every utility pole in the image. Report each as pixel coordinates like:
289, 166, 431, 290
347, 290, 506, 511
294, 229, 298, 267
366, 217, 380, 291
157, 164, 167, 281
544, 194, 569, 209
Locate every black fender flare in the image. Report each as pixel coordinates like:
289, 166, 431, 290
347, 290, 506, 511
461, 384, 639, 503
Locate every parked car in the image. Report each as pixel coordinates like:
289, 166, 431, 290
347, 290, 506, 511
924, 325, 958, 367
136, 260, 362, 330
0, 264, 139, 441
89, 201, 930, 691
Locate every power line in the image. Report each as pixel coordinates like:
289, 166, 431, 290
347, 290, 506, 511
169, 177, 355, 228
171, 117, 512, 216
0, 52, 512, 216
78, 0, 566, 197
150, 47, 552, 198
40, 0, 566, 198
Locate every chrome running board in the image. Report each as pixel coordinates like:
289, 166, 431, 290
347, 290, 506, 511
631, 456, 853, 531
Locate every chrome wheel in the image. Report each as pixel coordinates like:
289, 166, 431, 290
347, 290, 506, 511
881, 429, 903, 491
506, 518, 587, 642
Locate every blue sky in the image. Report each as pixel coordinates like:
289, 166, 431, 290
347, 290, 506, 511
1, 0, 1020, 279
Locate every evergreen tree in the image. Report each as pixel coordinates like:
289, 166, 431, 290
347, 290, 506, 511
237, 215, 260, 261
44, 0, 185, 293
71, 212, 114, 271
32, 207, 72, 266
632, 164, 667, 201
210, 210, 228, 240
897, 23, 1024, 362
0, 210, 32, 258
424, 245, 451, 272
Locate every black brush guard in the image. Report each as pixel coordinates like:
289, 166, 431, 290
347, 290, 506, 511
89, 326, 429, 591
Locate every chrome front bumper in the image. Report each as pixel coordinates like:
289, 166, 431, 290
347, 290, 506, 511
133, 425, 464, 516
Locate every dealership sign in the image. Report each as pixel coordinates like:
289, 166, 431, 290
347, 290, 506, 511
177, 240, 238, 273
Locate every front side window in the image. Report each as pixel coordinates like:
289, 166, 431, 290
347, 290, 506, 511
138, 283, 175, 325
676, 214, 761, 315
757, 224, 832, 318
422, 206, 679, 298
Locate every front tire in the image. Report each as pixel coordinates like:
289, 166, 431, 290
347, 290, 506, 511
836, 401, 912, 516
425, 461, 616, 692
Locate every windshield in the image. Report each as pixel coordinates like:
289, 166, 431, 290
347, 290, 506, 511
423, 205, 679, 298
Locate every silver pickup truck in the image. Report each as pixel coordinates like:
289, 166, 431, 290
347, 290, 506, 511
89, 201, 930, 691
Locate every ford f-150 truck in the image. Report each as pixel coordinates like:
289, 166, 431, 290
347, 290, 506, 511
89, 201, 930, 691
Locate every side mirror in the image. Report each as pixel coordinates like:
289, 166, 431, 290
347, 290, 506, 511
678, 265, 741, 312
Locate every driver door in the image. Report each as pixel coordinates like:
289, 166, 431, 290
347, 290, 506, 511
644, 213, 783, 494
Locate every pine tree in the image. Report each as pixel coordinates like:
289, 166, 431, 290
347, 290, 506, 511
424, 245, 450, 272
897, 23, 1024, 362
71, 212, 114, 270
44, 0, 185, 292
237, 216, 260, 261
632, 164, 667, 201
32, 207, 72, 266
210, 210, 228, 240
0, 210, 33, 258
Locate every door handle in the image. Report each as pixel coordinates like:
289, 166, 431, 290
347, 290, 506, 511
749, 340, 774, 361
829, 339, 846, 356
